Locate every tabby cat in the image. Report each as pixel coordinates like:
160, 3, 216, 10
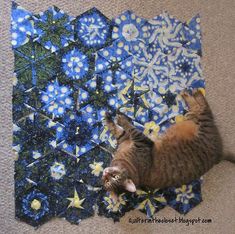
102, 90, 223, 195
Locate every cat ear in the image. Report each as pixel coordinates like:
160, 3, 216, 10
124, 179, 136, 192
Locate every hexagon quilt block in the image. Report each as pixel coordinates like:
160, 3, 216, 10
12, 2, 205, 227
33, 6, 75, 52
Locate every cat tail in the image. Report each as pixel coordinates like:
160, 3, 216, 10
222, 152, 235, 163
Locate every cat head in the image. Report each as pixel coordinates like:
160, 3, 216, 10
102, 166, 136, 194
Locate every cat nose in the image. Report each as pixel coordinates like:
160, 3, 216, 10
103, 171, 108, 176
103, 168, 109, 177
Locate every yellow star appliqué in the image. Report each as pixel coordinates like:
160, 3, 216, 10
89, 161, 104, 177
67, 188, 85, 209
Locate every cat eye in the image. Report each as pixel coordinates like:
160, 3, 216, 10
114, 175, 119, 179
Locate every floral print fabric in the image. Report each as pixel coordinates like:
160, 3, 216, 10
12, 2, 204, 227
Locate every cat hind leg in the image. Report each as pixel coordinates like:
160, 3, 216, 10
192, 89, 208, 108
181, 90, 200, 112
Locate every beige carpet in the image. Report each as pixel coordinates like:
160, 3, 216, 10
0, 0, 235, 233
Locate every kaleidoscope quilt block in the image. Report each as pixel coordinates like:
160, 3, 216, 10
97, 190, 136, 222
14, 40, 60, 90
33, 6, 75, 52
75, 8, 113, 50
134, 189, 167, 218
40, 80, 74, 117
62, 48, 90, 80
12, 2, 205, 227
164, 179, 203, 214
15, 187, 54, 227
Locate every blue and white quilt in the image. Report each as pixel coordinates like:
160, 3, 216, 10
12, 2, 204, 227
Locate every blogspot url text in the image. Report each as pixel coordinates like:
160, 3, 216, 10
129, 217, 212, 226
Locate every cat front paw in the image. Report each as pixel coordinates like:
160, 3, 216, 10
116, 113, 131, 127
105, 111, 113, 123
192, 88, 205, 97
180, 90, 191, 99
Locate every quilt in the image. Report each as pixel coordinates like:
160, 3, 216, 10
12, 2, 204, 227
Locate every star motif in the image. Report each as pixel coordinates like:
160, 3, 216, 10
175, 185, 194, 204
104, 193, 127, 213
89, 161, 104, 176
135, 189, 167, 218
50, 162, 66, 180
67, 188, 85, 209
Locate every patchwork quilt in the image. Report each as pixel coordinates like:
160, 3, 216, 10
12, 2, 205, 227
